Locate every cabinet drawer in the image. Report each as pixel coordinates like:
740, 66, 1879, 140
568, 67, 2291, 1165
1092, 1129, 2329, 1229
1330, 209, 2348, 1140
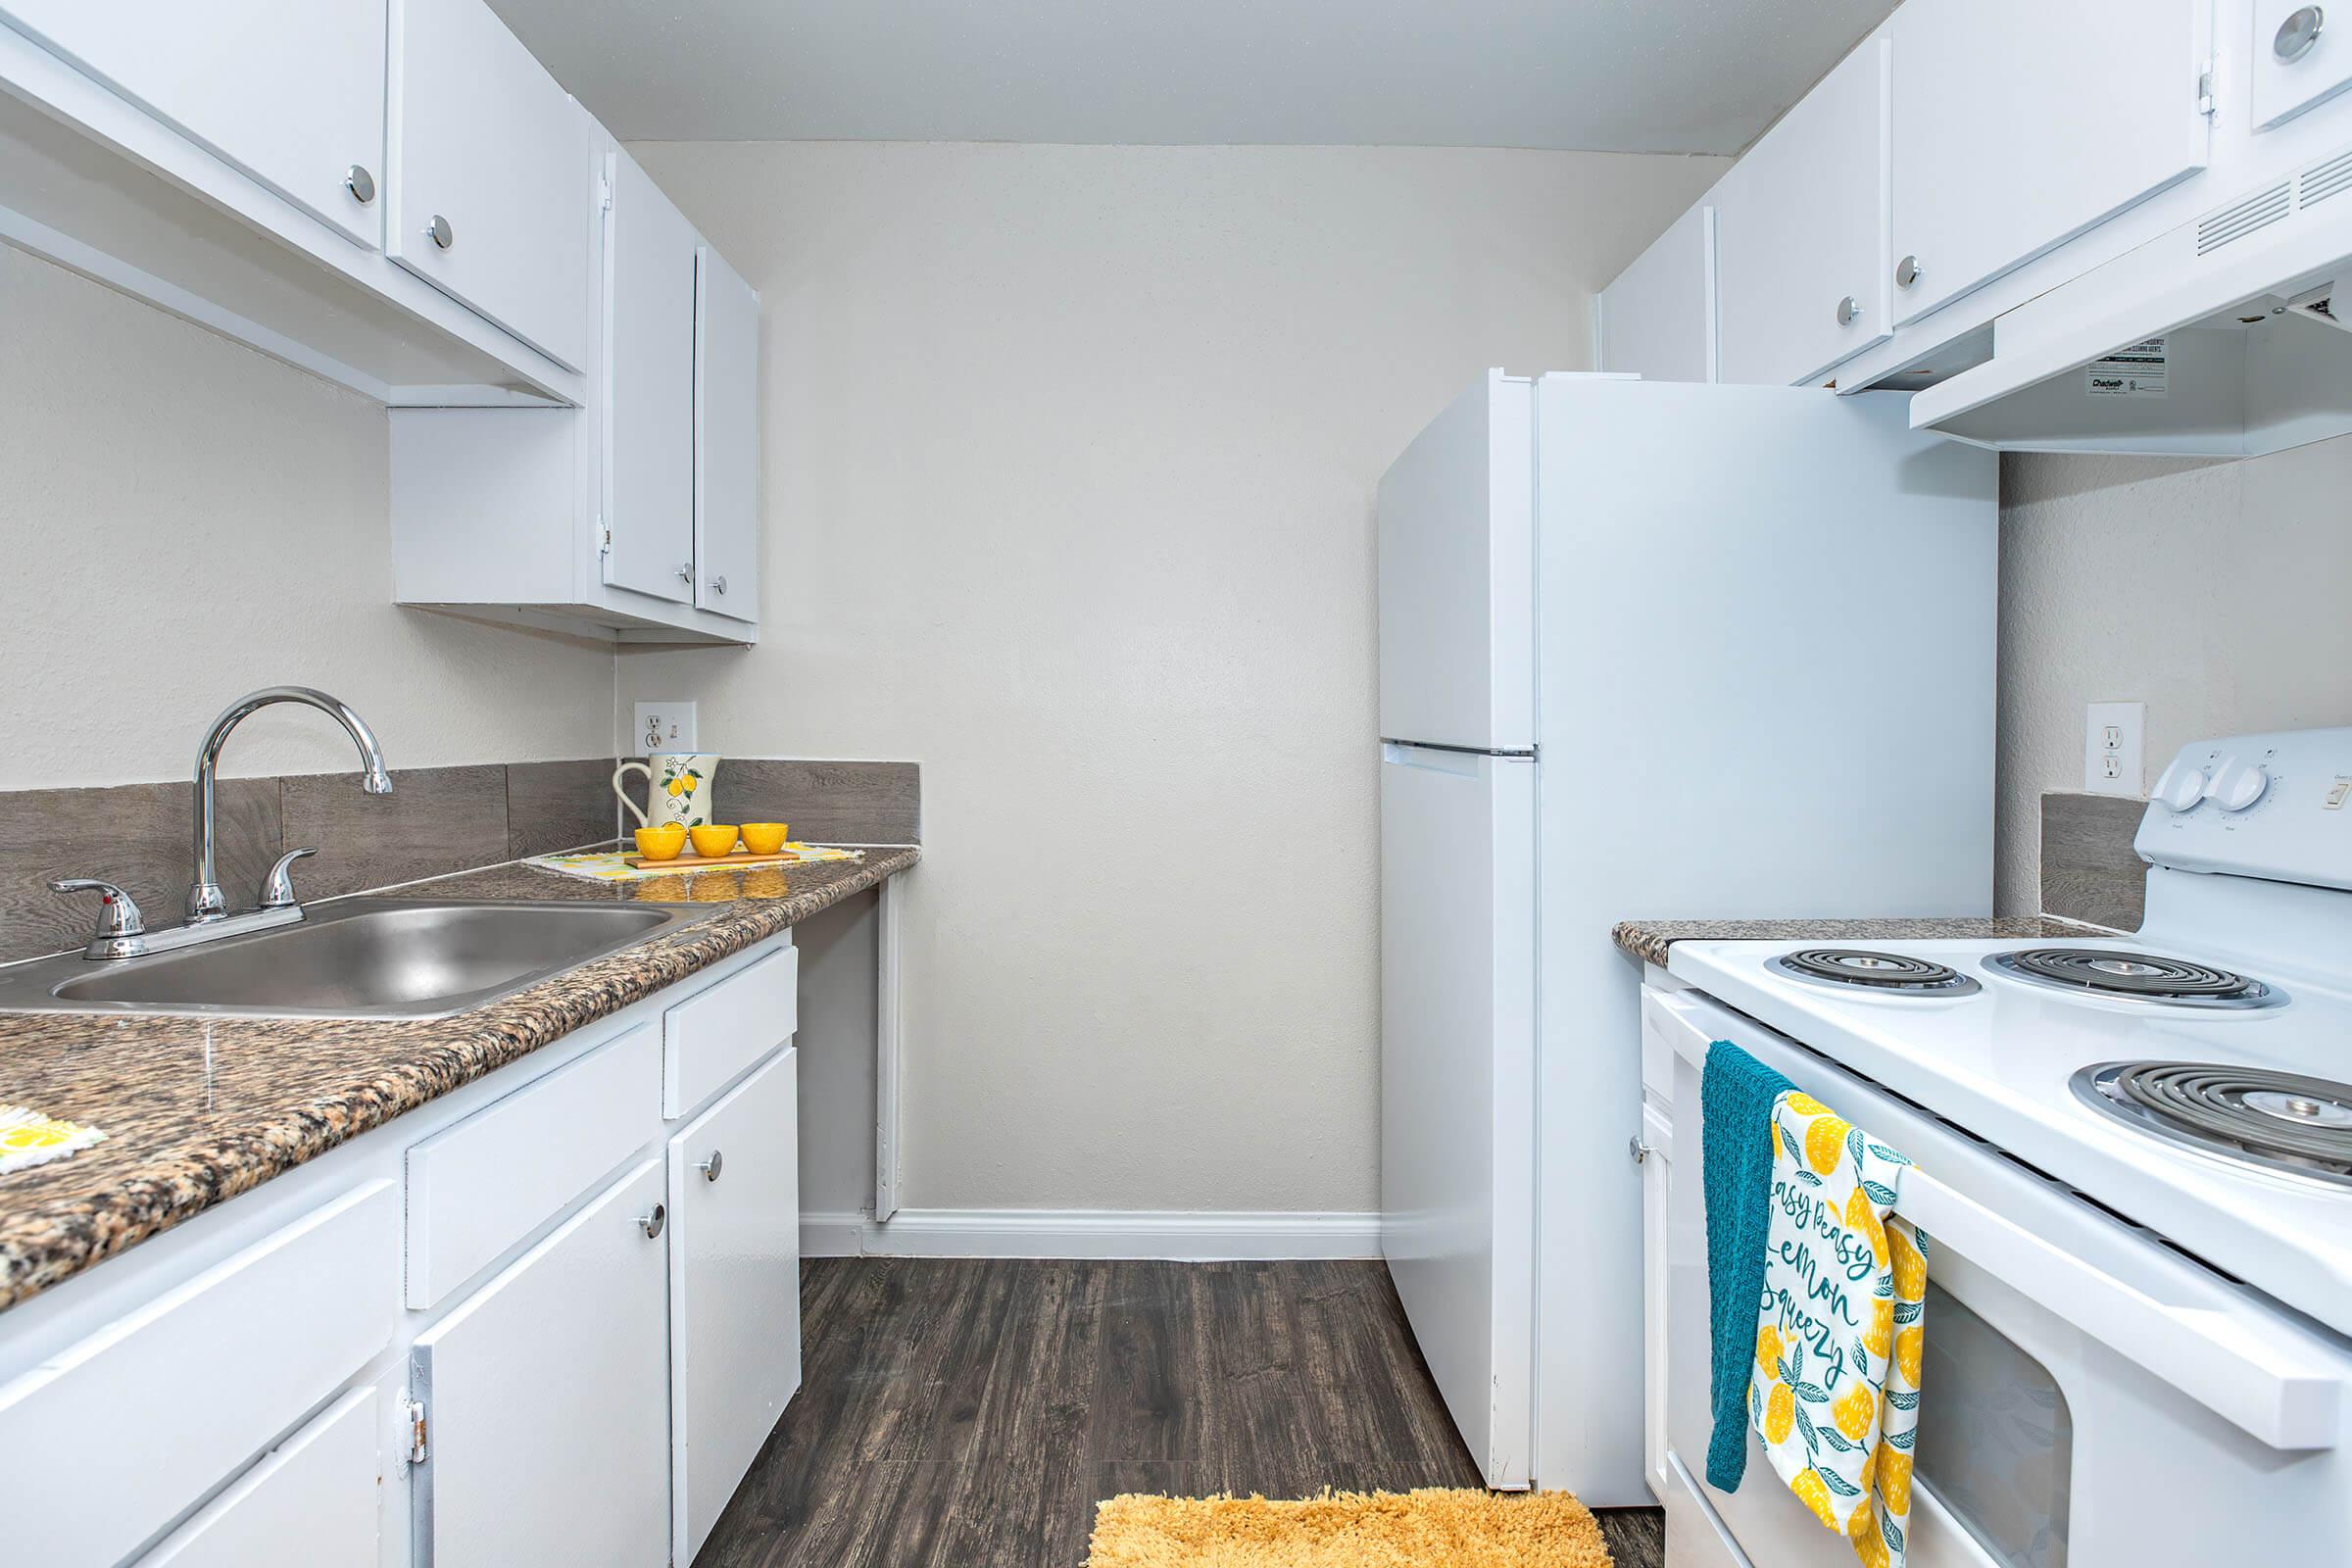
138, 1387, 380, 1567
664, 945, 798, 1117
0, 1182, 397, 1568
405, 1023, 659, 1308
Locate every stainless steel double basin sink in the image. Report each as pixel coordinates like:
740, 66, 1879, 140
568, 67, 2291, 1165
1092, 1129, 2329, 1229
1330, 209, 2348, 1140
0, 898, 708, 1020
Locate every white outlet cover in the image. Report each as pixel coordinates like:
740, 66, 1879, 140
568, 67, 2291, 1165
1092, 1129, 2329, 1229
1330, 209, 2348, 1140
634, 701, 699, 755
2083, 701, 2144, 797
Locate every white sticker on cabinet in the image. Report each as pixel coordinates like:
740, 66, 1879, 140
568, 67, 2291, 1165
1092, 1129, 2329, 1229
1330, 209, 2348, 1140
2086, 338, 2167, 397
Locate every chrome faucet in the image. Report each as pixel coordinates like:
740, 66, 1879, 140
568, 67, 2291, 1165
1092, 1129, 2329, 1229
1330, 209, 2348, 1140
188, 687, 392, 922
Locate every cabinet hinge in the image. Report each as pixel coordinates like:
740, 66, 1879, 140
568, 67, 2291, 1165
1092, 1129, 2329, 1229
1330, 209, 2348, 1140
599, 518, 612, 556
2198, 63, 2217, 119
600, 176, 613, 216
403, 1396, 429, 1465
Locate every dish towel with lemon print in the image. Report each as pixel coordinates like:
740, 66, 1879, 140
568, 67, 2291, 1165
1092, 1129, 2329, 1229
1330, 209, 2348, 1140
1750, 1090, 1928, 1568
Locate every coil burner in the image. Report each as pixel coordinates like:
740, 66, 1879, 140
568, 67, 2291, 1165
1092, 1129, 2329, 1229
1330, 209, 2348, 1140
1767, 948, 1981, 997
1985, 948, 2285, 1010
2073, 1062, 2352, 1188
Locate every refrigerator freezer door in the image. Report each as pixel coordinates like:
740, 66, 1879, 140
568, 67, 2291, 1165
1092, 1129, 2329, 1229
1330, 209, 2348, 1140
1377, 370, 1535, 753
1379, 741, 1537, 1489
1531, 374, 1996, 1504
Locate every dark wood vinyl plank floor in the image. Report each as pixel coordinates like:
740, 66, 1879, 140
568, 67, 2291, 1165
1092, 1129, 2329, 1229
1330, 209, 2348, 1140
696, 1257, 1665, 1568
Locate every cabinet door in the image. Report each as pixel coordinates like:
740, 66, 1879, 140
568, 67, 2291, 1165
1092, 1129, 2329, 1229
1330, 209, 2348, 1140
1889, 0, 2208, 326
1596, 203, 1716, 383
1715, 39, 1889, 385
1, 0, 386, 246
387, 0, 591, 370
412, 1159, 670, 1568
668, 1048, 801, 1563
138, 1388, 379, 1567
2252, 0, 2352, 128
602, 147, 699, 606
1638, 1104, 1673, 1505
694, 244, 762, 623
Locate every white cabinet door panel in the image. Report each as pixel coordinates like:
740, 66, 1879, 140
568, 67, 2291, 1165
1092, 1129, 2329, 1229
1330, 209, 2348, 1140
694, 244, 762, 623
668, 1047, 802, 1562
602, 146, 699, 605
1, 0, 386, 246
2253, 0, 2352, 128
137, 1388, 379, 1568
412, 1159, 669, 1568
1597, 203, 1716, 383
387, 0, 590, 369
1715, 39, 1889, 385
1889, 0, 2209, 325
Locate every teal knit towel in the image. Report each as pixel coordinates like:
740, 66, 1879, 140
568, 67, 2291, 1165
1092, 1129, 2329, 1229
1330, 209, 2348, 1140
1700, 1037, 1793, 1494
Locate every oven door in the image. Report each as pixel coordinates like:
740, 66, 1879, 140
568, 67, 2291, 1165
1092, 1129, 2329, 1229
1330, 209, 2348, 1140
1642, 984, 2352, 1568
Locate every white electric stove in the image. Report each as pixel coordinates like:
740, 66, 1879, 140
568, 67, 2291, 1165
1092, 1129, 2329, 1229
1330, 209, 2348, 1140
1642, 727, 2352, 1568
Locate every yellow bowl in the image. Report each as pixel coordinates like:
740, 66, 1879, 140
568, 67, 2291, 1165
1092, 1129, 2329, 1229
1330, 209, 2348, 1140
689, 823, 742, 858
633, 823, 687, 861
740, 822, 791, 856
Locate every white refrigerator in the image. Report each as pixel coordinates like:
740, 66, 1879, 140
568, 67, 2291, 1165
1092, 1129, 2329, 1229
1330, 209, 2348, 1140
1377, 370, 1997, 1502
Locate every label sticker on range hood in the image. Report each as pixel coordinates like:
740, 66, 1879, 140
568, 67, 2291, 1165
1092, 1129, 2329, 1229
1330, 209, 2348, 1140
2085, 338, 2168, 397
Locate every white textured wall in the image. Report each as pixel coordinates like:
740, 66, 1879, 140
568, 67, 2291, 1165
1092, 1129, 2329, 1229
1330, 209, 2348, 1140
0, 248, 614, 788
615, 142, 1724, 1213
1996, 442, 2352, 912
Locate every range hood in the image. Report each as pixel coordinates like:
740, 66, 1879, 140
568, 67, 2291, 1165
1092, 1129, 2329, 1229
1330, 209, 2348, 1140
1911, 143, 2352, 458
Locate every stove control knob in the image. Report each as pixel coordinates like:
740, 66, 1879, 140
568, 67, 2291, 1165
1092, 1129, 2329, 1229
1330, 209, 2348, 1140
2207, 758, 2271, 812
2154, 760, 2208, 812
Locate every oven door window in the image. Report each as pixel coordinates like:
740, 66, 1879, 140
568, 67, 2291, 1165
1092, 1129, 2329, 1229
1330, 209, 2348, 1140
1914, 1281, 2074, 1567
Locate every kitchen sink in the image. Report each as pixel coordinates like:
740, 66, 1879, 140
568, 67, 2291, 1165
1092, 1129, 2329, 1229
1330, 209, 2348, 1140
0, 898, 708, 1019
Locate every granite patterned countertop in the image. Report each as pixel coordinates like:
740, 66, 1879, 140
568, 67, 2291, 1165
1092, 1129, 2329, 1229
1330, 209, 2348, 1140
0, 846, 917, 1311
1612, 914, 2102, 968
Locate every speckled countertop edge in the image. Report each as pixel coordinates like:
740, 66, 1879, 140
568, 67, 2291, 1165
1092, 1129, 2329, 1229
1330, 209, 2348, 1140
0, 846, 917, 1310
1611, 913, 2111, 969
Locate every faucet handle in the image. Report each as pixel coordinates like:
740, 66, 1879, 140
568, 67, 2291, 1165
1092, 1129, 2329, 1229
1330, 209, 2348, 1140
48, 878, 148, 959
259, 848, 318, 910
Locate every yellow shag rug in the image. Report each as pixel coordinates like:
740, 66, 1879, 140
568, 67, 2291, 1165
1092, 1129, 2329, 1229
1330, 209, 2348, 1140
1086, 1488, 1614, 1567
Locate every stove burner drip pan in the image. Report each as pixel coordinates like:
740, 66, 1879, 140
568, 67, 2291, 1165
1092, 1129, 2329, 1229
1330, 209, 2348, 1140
1768, 948, 1981, 996
1986, 948, 2285, 1009
2074, 1062, 2352, 1188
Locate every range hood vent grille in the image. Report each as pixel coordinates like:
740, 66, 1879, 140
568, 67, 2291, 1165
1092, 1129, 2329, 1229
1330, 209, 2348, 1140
2197, 182, 2291, 255
2299, 149, 2352, 210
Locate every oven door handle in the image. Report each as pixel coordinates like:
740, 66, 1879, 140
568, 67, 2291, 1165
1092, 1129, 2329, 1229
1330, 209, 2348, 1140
1897, 1170, 2344, 1451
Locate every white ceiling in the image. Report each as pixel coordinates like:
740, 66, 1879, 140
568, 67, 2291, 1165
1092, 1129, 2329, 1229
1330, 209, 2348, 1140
486, 0, 1897, 155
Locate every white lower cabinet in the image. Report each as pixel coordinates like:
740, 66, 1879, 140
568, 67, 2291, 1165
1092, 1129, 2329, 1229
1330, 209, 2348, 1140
1637, 1102, 1673, 1505
410, 1159, 672, 1568
668, 1048, 803, 1561
139, 1387, 381, 1567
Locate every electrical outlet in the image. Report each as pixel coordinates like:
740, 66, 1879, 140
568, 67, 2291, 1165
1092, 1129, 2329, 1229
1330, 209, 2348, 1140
634, 702, 698, 755
2083, 701, 2143, 797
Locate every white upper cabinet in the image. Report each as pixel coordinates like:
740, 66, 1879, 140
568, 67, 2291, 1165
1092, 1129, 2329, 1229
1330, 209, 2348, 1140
0, 0, 386, 247
2252, 0, 2352, 128
1597, 203, 1717, 383
603, 147, 701, 606
387, 0, 592, 371
1714, 39, 1891, 385
1887, 0, 2210, 326
695, 244, 763, 623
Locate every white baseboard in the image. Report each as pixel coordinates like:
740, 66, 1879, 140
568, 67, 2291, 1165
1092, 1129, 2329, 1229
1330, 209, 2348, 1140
800, 1207, 1383, 1261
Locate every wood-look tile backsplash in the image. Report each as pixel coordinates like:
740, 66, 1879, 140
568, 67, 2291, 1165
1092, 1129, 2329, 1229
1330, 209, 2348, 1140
2039, 790, 2146, 932
1, 757, 921, 964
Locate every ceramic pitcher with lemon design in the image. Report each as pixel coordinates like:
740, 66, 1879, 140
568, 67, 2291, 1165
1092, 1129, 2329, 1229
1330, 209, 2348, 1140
613, 753, 720, 830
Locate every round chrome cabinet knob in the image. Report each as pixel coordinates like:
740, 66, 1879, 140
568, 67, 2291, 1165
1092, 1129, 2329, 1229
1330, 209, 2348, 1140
1895, 254, 1923, 289
2207, 759, 2272, 812
2278, 6, 2326, 63
344, 165, 376, 205
1836, 295, 1862, 326
425, 214, 454, 249
2155, 761, 2209, 812
710, 575, 728, 596
637, 1202, 666, 1240
698, 1150, 724, 1183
